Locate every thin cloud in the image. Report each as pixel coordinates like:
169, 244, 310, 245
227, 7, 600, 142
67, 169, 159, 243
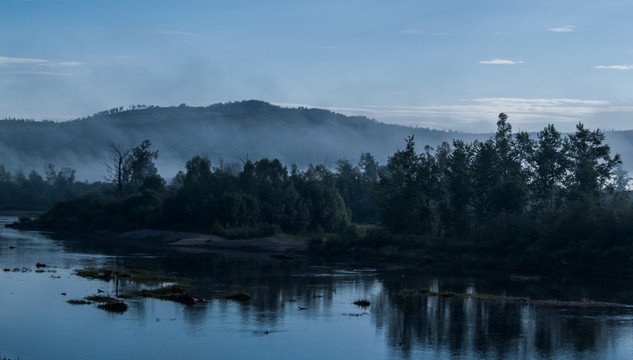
549, 25, 575, 33
401, 29, 423, 35
479, 59, 524, 65
0, 56, 49, 65
291, 97, 632, 132
9, 71, 71, 76
595, 65, 633, 70
40, 61, 83, 67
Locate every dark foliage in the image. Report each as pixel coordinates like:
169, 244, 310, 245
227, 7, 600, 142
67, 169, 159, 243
8, 114, 633, 275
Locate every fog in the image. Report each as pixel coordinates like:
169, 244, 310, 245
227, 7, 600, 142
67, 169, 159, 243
1, 101, 631, 183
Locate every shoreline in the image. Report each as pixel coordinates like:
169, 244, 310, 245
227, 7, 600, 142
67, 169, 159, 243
118, 229, 308, 255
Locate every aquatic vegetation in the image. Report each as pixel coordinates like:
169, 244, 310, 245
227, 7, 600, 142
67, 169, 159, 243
397, 288, 416, 297
134, 284, 203, 306
74, 267, 186, 284
353, 299, 371, 307
83, 295, 128, 313
66, 299, 91, 305
85, 295, 117, 302
97, 300, 128, 313
409, 289, 630, 308
222, 292, 252, 302
343, 312, 368, 317
75, 268, 115, 281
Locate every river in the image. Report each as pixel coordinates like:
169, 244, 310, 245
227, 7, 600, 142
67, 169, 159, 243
1, 215, 633, 359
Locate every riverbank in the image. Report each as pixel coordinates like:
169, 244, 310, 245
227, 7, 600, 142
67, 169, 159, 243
118, 229, 307, 255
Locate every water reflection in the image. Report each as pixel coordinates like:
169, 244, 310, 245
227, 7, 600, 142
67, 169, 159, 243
2, 216, 633, 360
374, 276, 633, 359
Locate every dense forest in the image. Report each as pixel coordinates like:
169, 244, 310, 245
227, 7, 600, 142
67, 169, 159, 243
6, 113, 633, 275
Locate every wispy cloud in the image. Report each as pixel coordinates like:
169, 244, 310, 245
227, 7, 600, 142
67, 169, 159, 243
1, 56, 83, 68
314, 45, 337, 50
595, 64, 633, 70
9, 71, 71, 76
0, 56, 49, 65
40, 61, 83, 67
401, 29, 423, 35
549, 25, 575, 33
479, 59, 524, 65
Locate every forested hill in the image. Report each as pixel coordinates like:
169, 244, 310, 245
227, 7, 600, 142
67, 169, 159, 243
1, 100, 631, 179
0, 101, 475, 179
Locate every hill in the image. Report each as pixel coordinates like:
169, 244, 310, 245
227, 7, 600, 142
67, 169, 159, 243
1, 100, 630, 180
0, 100, 477, 179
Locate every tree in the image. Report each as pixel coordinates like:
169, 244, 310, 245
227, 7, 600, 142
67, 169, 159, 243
447, 140, 474, 236
376, 136, 433, 234
105, 139, 158, 195
105, 140, 131, 195
532, 124, 567, 208
565, 123, 621, 200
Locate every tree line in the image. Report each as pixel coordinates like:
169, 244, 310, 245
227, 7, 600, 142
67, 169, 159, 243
9, 113, 633, 274
0, 163, 106, 211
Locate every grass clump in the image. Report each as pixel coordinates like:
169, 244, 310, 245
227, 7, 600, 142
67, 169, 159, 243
353, 299, 371, 307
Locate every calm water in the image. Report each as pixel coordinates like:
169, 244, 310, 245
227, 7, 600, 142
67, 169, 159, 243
1, 215, 633, 360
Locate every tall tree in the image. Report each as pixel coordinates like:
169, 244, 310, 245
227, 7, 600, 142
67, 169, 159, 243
376, 136, 432, 234
447, 140, 474, 236
532, 124, 567, 208
565, 123, 621, 200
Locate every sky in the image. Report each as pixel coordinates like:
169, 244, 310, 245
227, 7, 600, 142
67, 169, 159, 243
2, 0, 633, 133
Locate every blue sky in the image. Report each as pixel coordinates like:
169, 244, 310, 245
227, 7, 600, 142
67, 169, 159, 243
2, 0, 633, 132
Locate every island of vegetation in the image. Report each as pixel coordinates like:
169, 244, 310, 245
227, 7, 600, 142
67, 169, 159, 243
5, 113, 632, 276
